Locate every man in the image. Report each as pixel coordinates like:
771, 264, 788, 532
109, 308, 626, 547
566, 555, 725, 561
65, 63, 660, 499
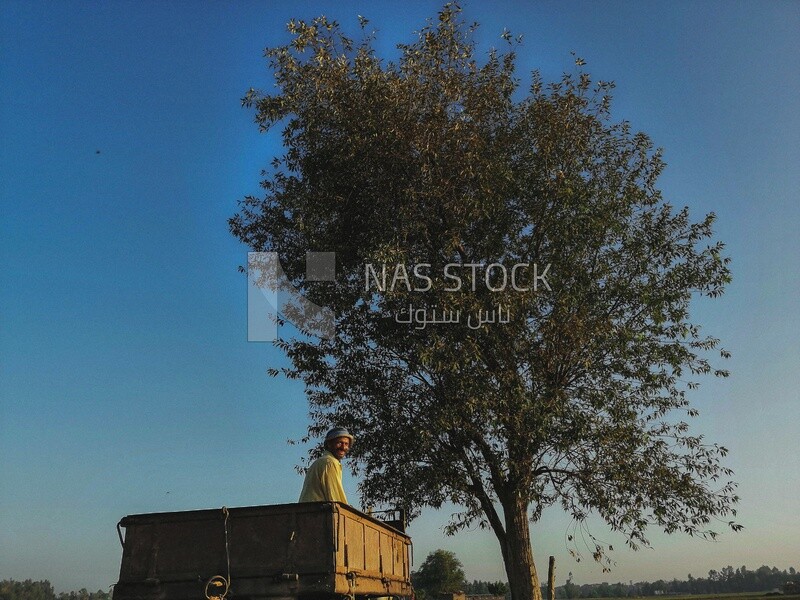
298, 427, 353, 504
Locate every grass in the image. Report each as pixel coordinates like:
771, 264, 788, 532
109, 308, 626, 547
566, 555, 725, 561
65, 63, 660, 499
589, 594, 800, 600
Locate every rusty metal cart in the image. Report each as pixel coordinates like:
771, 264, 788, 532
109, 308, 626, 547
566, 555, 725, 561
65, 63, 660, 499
112, 502, 411, 600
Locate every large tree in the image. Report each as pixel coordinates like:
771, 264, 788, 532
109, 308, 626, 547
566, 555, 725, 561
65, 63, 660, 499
231, 6, 739, 600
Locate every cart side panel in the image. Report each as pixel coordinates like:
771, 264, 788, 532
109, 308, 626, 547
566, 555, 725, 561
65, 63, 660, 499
113, 503, 410, 600
364, 525, 380, 573
227, 505, 333, 576
332, 505, 412, 598
117, 522, 154, 582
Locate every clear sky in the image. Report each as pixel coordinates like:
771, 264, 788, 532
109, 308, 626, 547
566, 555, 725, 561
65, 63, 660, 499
1, 0, 798, 593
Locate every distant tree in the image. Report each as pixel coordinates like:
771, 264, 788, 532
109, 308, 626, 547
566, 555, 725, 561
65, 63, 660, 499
562, 573, 578, 599
555, 565, 800, 598
464, 580, 490, 595
0, 581, 109, 600
233, 5, 739, 599
0, 579, 56, 600
488, 581, 509, 596
412, 550, 467, 598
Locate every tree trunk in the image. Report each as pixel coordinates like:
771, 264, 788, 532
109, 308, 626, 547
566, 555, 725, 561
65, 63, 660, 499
499, 495, 542, 600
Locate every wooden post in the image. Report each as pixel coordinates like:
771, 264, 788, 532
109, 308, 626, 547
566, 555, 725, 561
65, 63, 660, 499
548, 556, 556, 600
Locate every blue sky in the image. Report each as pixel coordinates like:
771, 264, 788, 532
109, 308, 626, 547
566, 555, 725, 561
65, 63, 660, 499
1, 0, 798, 593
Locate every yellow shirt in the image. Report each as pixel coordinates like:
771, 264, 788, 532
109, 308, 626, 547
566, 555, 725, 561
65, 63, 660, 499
298, 450, 348, 504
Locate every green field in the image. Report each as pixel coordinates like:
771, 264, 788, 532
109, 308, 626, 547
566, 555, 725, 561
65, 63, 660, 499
592, 594, 800, 600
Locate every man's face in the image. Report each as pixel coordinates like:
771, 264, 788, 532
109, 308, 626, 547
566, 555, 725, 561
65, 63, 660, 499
327, 436, 351, 460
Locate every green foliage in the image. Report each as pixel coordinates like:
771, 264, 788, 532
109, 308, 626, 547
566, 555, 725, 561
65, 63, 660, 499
412, 550, 467, 597
231, 4, 738, 599
0, 580, 56, 600
0, 580, 111, 600
464, 580, 510, 596
552, 564, 800, 597
488, 581, 510, 595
